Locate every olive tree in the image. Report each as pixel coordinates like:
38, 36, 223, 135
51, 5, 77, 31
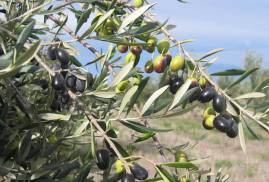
0, 0, 268, 181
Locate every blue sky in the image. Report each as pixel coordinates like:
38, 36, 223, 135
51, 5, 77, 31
61, 0, 269, 75
3, 0, 268, 74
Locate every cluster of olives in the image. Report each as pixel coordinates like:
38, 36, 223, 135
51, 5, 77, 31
47, 45, 92, 111
116, 159, 148, 181
96, 148, 148, 181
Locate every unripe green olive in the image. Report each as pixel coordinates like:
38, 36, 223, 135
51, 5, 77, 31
157, 39, 170, 54
115, 160, 126, 173
49, 133, 57, 144
203, 107, 216, 118
174, 150, 188, 162
170, 55, 184, 72
133, 0, 144, 7
153, 55, 166, 73
144, 60, 154, 73
117, 80, 129, 91
125, 52, 140, 67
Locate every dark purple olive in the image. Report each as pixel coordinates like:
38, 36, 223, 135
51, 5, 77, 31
121, 173, 135, 182
50, 64, 61, 71
52, 74, 65, 91
169, 76, 184, 94
66, 73, 77, 88
76, 78, 86, 93
198, 87, 217, 103
47, 45, 58, 60
213, 116, 230, 133
96, 149, 110, 170
61, 90, 70, 104
189, 88, 201, 103
226, 120, 238, 138
130, 163, 148, 180
213, 95, 227, 113
55, 48, 70, 65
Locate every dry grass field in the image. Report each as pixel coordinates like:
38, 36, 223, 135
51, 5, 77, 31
114, 110, 269, 182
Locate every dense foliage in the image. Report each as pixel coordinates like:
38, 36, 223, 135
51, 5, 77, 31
0, 0, 268, 181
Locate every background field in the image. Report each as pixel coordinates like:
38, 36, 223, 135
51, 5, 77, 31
114, 109, 269, 182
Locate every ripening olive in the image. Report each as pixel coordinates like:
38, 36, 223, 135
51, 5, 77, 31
163, 53, 172, 66
55, 48, 70, 65
96, 149, 110, 170
52, 74, 65, 91
130, 45, 142, 55
213, 94, 227, 113
203, 107, 216, 118
157, 39, 170, 54
121, 173, 135, 182
213, 116, 230, 133
117, 44, 128, 53
174, 150, 188, 162
153, 55, 166, 73
170, 56, 184, 72
125, 52, 140, 67
198, 87, 217, 103
47, 45, 58, 60
199, 76, 211, 89
76, 78, 86, 93
130, 163, 148, 180
133, 0, 144, 7
186, 77, 198, 89
203, 115, 215, 130
144, 60, 154, 73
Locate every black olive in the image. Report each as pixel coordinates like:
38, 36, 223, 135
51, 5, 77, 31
76, 78, 86, 93
213, 116, 230, 133
50, 64, 61, 71
169, 77, 184, 94
189, 88, 201, 103
130, 163, 148, 180
66, 73, 77, 88
96, 149, 110, 170
198, 87, 217, 103
61, 64, 68, 78
47, 45, 58, 60
87, 72, 94, 88
61, 90, 70, 104
52, 74, 65, 91
226, 120, 238, 138
121, 173, 135, 182
55, 48, 70, 65
213, 94, 227, 113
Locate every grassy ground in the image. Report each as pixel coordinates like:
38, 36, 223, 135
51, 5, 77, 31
114, 109, 269, 182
